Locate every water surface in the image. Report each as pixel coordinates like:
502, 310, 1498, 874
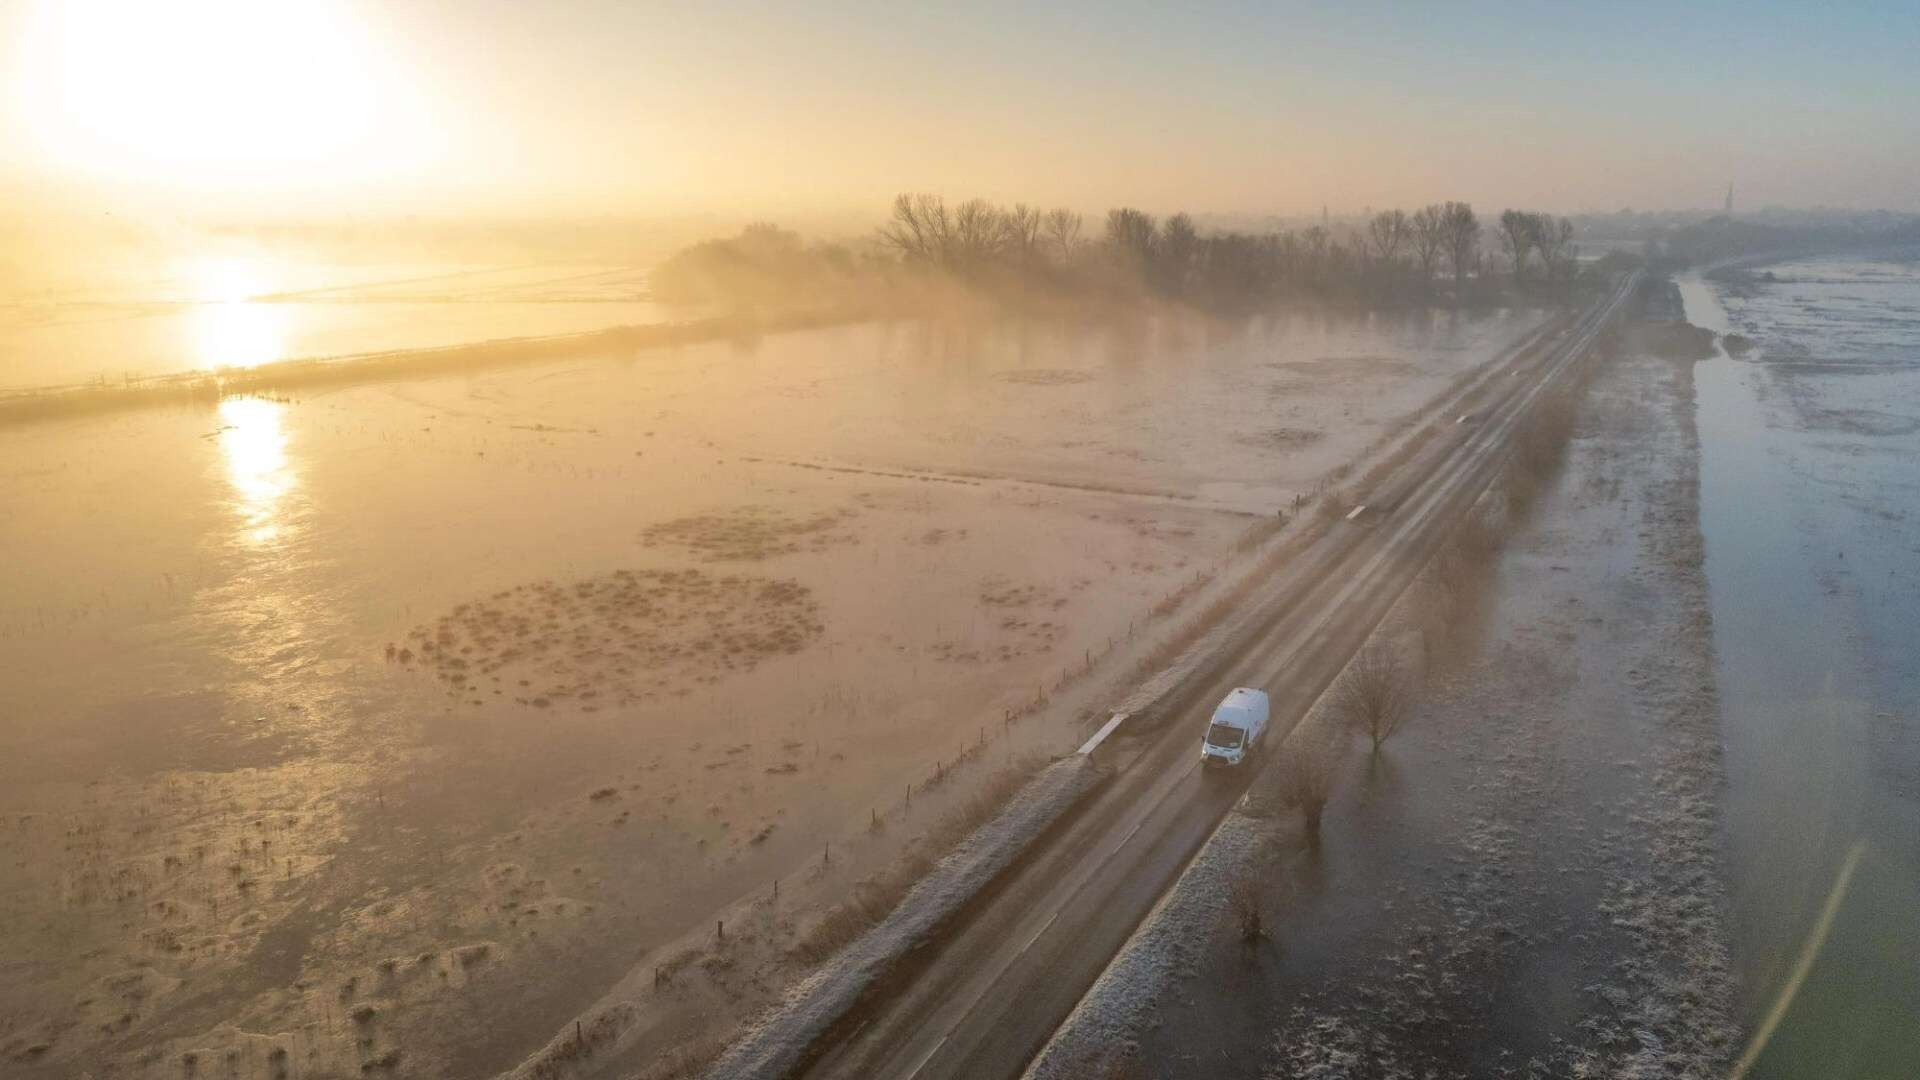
1686, 256, 1920, 1078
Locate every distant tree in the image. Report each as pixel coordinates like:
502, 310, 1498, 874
1158, 212, 1199, 295
1042, 207, 1083, 264
1498, 209, 1536, 281
1489, 208, 1536, 278
1411, 204, 1447, 293
651, 223, 844, 305
1196, 231, 1274, 301
1367, 209, 1409, 265
1105, 207, 1158, 276
1003, 202, 1043, 265
1302, 224, 1330, 261
1441, 201, 1481, 296
951, 198, 1009, 270
737, 221, 802, 254
1534, 215, 1576, 282
879, 193, 952, 267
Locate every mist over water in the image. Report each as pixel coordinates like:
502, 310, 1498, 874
0, 255, 670, 392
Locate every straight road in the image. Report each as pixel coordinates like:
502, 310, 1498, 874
789, 274, 1641, 1080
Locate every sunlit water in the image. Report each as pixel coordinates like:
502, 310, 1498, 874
0, 255, 670, 391
1685, 256, 1920, 1078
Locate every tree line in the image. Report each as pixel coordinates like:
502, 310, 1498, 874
652, 194, 1584, 310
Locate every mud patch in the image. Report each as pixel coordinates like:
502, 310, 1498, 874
392, 570, 823, 709
1267, 355, 1420, 379
994, 369, 1095, 386
1236, 427, 1327, 451
639, 506, 858, 562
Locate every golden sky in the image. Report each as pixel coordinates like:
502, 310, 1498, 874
4, 0, 1917, 220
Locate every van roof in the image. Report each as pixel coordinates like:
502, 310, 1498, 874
1211, 687, 1267, 727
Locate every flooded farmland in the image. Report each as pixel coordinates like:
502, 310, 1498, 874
0, 302, 1549, 1077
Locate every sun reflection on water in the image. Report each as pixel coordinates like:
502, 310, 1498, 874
217, 396, 295, 546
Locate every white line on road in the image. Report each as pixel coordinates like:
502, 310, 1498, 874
1344, 504, 1368, 521
905, 1035, 951, 1080
1018, 912, 1060, 957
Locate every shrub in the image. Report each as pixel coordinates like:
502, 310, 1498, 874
1506, 387, 1578, 514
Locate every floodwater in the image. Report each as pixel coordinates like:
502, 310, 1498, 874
1685, 257, 1920, 1078
0, 298, 1549, 1076
0, 257, 668, 392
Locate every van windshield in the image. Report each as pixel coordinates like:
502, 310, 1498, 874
1205, 723, 1244, 749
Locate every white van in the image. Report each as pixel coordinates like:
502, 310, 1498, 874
1200, 687, 1270, 767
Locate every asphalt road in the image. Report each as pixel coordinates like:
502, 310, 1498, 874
787, 273, 1641, 1080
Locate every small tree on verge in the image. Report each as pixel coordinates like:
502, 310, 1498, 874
1228, 872, 1266, 944
1277, 734, 1340, 841
1333, 639, 1414, 754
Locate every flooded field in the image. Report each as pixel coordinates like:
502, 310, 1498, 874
0, 304, 1549, 1076
1685, 256, 1920, 1077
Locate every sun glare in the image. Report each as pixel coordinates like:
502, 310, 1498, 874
185, 256, 286, 370
215, 395, 294, 547
14, 0, 421, 190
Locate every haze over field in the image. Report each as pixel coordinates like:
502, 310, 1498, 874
3, 4, 1919, 1080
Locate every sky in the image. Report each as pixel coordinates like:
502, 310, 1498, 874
2, 0, 1918, 222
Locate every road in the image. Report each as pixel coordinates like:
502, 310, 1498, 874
785, 273, 1641, 1080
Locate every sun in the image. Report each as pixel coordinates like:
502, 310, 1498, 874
12, 0, 422, 190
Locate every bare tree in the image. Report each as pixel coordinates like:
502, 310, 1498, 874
951, 198, 1009, 270
1159, 212, 1198, 295
1441, 201, 1481, 296
1498, 208, 1535, 281
1003, 202, 1043, 265
1332, 639, 1414, 753
1042, 207, 1083, 264
1276, 733, 1340, 840
1410, 204, 1447, 293
1367, 209, 1409, 265
1533, 215, 1576, 282
1104, 207, 1158, 274
879, 193, 951, 267
1228, 873, 1266, 944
